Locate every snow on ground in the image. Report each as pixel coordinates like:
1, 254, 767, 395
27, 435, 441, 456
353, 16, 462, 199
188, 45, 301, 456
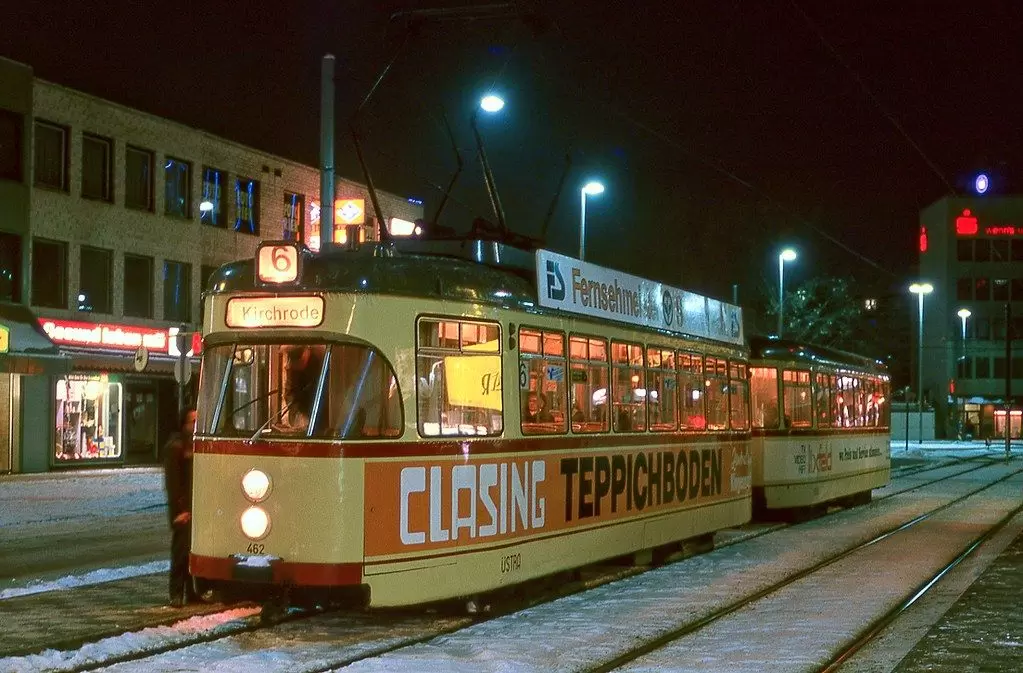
0, 468, 165, 527
0, 561, 169, 600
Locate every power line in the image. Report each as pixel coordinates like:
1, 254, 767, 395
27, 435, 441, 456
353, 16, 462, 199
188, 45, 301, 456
787, 0, 958, 196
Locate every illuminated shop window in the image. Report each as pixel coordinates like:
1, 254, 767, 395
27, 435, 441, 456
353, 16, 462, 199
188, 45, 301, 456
54, 375, 123, 462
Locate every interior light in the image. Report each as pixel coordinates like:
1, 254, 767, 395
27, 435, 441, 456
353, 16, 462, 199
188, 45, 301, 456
241, 469, 272, 502
241, 506, 271, 540
199, 200, 214, 212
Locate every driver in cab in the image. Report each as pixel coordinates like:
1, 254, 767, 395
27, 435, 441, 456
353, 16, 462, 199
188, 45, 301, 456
278, 345, 323, 431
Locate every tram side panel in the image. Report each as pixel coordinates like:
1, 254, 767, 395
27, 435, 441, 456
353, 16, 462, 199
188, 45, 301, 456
754, 431, 890, 512
360, 439, 751, 606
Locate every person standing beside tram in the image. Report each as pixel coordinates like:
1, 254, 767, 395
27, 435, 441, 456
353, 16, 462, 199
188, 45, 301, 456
164, 407, 198, 607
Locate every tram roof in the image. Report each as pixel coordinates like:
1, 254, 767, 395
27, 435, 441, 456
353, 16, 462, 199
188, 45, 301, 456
206, 238, 745, 348
208, 239, 543, 311
749, 336, 887, 375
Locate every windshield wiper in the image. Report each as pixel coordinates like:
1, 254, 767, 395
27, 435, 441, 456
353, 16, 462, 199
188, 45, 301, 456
230, 388, 280, 418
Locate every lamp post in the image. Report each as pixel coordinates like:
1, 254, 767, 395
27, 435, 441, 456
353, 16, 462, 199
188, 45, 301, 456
909, 282, 934, 443
777, 248, 797, 338
579, 181, 604, 261
957, 308, 971, 439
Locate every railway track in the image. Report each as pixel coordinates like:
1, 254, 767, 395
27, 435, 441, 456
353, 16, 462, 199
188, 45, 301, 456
5, 457, 1018, 672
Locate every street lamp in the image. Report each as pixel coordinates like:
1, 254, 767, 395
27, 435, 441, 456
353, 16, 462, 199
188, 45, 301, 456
957, 308, 971, 439
777, 248, 797, 338
579, 180, 604, 261
909, 282, 934, 444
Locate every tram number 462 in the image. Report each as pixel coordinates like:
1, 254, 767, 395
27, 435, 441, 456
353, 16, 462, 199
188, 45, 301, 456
246, 543, 266, 554
500, 553, 521, 574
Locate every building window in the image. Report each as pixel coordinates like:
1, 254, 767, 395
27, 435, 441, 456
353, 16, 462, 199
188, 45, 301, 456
200, 167, 226, 227
992, 239, 1010, 262
123, 254, 153, 318
993, 279, 1010, 302
974, 240, 991, 262
79, 246, 113, 313
31, 238, 67, 309
0, 109, 23, 182
974, 277, 990, 301
956, 277, 972, 301
1013, 279, 1023, 302
165, 157, 191, 218
976, 317, 991, 340
200, 264, 218, 292
0, 231, 22, 303
1012, 240, 1023, 263
33, 121, 68, 191
81, 134, 112, 202
164, 260, 192, 322
55, 375, 123, 461
975, 356, 990, 379
283, 192, 304, 241
235, 178, 259, 235
956, 239, 973, 262
124, 146, 154, 211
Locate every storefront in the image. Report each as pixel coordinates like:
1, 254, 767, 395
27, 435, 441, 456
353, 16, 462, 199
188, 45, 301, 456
0, 302, 69, 474
39, 317, 199, 468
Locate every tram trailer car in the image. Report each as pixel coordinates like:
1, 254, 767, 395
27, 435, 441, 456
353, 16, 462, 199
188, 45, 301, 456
748, 336, 891, 517
189, 239, 753, 608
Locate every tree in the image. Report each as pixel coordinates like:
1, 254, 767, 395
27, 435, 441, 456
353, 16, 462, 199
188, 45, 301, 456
763, 276, 864, 350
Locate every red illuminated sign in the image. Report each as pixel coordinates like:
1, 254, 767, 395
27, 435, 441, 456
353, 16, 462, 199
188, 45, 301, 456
955, 209, 1023, 237
39, 318, 200, 355
955, 209, 978, 235
919, 226, 928, 252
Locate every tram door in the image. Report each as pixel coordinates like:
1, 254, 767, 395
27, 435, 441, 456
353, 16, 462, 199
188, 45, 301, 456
125, 383, 158, 464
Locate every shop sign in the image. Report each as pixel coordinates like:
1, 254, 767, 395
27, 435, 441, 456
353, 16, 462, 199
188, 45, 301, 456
40, 318, 170, 353
225, 296, 324, 328
0, 324, 8, 353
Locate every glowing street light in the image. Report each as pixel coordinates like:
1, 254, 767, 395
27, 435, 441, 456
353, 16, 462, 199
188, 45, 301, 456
957, 308, 972, 439
777, 248, 797, 338
479, 94, 505, 113
579, 180, 605, 261
909, 282, 934, 444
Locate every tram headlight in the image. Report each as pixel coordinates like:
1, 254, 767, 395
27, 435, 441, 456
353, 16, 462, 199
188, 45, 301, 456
240, 506, 271, 540
241, 469, 272, 502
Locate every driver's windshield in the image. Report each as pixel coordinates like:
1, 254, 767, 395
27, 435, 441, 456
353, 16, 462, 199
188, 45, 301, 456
196, 343, 403, 439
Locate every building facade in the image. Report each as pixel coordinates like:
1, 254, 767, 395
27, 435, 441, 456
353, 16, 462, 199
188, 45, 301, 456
918, 195, 1023, 440
0, 57, 423, 473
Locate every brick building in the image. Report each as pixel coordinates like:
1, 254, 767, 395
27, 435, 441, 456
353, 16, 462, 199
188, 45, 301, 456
0, 57, 423, 473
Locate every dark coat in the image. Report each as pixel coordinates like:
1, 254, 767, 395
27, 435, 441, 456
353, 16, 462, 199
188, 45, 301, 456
163, 431, 193, 526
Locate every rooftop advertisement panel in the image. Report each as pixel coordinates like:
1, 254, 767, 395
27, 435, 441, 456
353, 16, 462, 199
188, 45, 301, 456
535, 250, 744, 346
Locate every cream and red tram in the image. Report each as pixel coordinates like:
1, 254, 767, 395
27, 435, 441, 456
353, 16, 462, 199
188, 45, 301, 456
190, 240, 752, 607
747, 336, 891, 515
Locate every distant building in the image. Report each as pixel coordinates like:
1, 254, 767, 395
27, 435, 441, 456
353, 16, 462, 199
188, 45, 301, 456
918, 195, 1023, 440
0, 57, 423, 473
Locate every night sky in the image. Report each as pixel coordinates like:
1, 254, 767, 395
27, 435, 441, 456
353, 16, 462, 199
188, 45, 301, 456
3, 0, 1021, 306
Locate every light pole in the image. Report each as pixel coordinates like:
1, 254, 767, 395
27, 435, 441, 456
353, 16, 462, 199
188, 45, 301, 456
579, 181, 604, 261
777, 248, 797, 338
910, 282, 934, 443
957, 308, 971, 439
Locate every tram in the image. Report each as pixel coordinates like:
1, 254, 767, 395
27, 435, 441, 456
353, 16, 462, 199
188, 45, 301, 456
748, 336, 891, 516
189, 237, 752, 608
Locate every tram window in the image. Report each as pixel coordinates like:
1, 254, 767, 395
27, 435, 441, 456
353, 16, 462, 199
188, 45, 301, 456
814, 373, 832, 428
704, 357, 728, 430
781, 369, 812, 428
416, 318, 503, 437
611, 341, 645, 432
569, 335, 610, 433
519, 327, 567, 436
196, 343, 402, 440
729, 362, 749, 430
647, 347, 678, 431
678, 352, 705, 430
750, 366, 779, 429
835, 375, 856, 427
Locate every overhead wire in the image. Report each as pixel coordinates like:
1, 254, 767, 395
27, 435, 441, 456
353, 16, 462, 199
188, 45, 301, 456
787, 0, 958, 196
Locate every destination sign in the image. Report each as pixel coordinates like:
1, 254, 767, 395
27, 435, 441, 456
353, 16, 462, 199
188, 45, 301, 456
225, 296, 324, 328
535, 250, 744, 345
